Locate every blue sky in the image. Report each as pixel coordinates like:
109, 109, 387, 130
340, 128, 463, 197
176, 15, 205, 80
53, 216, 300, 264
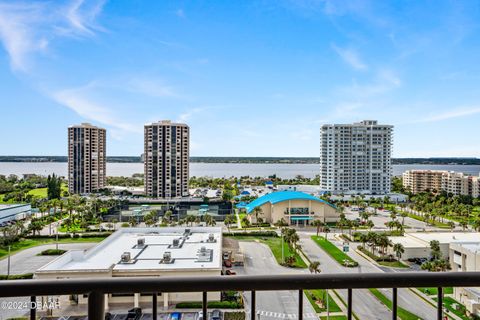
0, 0, 480, 157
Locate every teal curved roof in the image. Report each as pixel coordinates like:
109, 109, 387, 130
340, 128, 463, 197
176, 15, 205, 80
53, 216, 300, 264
245, 191, 336, 214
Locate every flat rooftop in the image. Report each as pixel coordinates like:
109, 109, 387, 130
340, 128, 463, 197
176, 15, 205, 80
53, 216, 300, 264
388, 236, 429, 248
452, 242, 480, 253
408, 232, 480, 244
37, 227, 222, 274
0, 204, 29, 210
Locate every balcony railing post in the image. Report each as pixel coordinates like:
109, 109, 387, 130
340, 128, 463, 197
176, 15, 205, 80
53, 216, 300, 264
298, 290, 303, 320
251, 291, 256, 320
152, 293, 158, 320
202, 291, 207, 320
88, 291, 105, 320
347, 288, 352, 320
437, 287, 443, 320
392, 288, 397, 320
30, 296, 36, 320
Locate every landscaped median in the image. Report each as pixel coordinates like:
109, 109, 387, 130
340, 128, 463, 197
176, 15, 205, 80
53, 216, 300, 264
225, 231, 307, 268
305, 289, 342, 313
310, 236, 358, 267
356, 246, 409, 268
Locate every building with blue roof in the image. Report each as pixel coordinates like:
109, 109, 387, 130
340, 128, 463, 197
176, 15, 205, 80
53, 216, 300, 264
245, 191, 339, 226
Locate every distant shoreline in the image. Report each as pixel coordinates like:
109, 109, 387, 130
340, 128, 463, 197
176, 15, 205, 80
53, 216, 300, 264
0, 156, 479, 165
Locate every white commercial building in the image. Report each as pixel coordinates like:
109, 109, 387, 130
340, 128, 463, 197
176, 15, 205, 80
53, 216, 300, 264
320, 120, 393, 195
387, 232, 480, 260
0, 204, 31, 223
36, 227, 222, 309
450, 242, 480, 316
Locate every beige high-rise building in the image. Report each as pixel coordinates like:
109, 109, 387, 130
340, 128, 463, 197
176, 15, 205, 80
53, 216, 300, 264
144, 120, 189, 198
68, 123, 106, 194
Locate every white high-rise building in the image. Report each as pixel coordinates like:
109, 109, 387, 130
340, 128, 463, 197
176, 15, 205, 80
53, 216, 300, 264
144, 120, 189, 198
320, 120, 393, 194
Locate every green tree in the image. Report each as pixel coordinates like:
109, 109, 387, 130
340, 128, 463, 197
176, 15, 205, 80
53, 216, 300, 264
393, 243, 405, 261
47, 174, 62, 200
308, 261, 321, 274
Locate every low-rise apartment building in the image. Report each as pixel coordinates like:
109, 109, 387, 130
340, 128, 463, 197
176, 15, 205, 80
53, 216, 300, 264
403, 170, 480, 197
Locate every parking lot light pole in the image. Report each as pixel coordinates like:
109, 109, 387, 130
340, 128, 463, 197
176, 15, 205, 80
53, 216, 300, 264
7, 246, 11, 279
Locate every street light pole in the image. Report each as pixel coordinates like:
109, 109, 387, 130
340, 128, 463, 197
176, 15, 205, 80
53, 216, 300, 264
7, 245, 11, 279
281, 233, 284, 263
326, 289, 329, 320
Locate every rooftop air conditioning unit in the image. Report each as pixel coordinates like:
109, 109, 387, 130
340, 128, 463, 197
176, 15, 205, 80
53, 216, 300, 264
173, 239, 180, 247
200, 246, 207, 253
137, 238, 145, 247
121, 252, 131, 263
163, 251, 172, 262
207, 233, 215, 243
184, 228, 191, 235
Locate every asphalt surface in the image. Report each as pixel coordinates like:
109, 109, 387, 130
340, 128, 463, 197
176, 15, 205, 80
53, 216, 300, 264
299, 232, 438, 320
238, 241, 318, 320
0, 243, 97, 320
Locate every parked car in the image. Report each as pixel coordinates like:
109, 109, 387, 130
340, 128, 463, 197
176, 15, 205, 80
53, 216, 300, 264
197, 311, 203, 320
170, 312, 182, 320
127, 307, 142, 320
211, 310, 222, 320
225, 269, 236, 275
223, 260, 232, 268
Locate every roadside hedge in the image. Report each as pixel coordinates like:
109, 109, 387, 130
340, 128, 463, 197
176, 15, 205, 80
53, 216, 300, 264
39, 249, 66, 255
223, 231, 278, 237
0, 273, 33, 280
176, 301, 243, 309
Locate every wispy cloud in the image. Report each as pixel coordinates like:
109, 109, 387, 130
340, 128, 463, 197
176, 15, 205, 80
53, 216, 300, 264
177, 108, 205, 123
0, 0, 106, 71
51, 87, 142, 135
127, 77, 177, 98
332, 44, 367, 70
420, 107, 480, 123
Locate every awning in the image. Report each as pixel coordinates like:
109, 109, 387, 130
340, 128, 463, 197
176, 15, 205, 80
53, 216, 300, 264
290, 216, 313, 221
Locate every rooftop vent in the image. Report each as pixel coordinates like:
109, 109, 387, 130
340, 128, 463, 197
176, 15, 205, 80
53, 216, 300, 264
184, 228, 191, 236
137, 238, 145, 248
121, 252, 131, 263
206, 233, 216, 243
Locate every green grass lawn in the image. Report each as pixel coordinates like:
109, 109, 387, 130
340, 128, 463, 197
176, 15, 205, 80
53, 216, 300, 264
407, 213, 451, 228
320, 316, 347, 320
0, 237, 107, 259
418, 287, 453, 295
311, 236, 358, 267
27, 184, 68, 198
305, 289, 341, 313
58, 223, 86, 233
433, 296, 470, 320
226, 236, 307, 268
369, 288, 421, 320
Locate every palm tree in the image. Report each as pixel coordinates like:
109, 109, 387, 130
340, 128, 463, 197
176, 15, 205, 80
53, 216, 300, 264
224, 215, 235, 232
312, 219, 323, 237
393, 243, 405, 261
448, 221, 455, 232
308, 261, 321, 274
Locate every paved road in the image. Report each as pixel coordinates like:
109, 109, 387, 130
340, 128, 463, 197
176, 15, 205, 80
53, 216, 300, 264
238, 241, 317, 320
300, 232, 438, 320
299, 234, 391, 320
0, 243, 97, 320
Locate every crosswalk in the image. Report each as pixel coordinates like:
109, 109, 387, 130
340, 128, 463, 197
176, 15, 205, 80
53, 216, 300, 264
246, 310, 318, 319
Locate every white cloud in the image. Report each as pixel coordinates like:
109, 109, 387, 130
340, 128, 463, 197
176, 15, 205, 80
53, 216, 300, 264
0, 0, 106, 71
332, 44, 367, 70
177, 108, 204, 123
127, 78, 177, 98
51, 87, 142, 134
420, 107, 480, 123
175, 9, 185, 18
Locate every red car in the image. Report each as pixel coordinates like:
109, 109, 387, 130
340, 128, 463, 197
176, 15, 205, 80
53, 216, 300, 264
225, 269, 236, 275
223, 260, 232, 268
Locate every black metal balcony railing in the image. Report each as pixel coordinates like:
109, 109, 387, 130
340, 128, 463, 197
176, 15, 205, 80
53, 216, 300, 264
1, 272, 480, 320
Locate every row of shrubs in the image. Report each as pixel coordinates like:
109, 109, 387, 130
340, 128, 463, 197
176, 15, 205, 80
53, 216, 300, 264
39, 249, 66, 255
27, 232, 112, 239
223, 231, 278, 237
0, 273, 33, 280
176, 301, 243, 309
357, 246, 396, 262
224, 312, 246, 320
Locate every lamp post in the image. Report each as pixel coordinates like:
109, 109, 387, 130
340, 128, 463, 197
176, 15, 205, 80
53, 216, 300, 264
7, 245, 11, 279
281, 233, 284, 263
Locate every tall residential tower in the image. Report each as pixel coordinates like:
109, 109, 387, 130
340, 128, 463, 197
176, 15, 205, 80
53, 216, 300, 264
144, 120, 189, 198
320, 120, 393, 194
68, 123, 106, 194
